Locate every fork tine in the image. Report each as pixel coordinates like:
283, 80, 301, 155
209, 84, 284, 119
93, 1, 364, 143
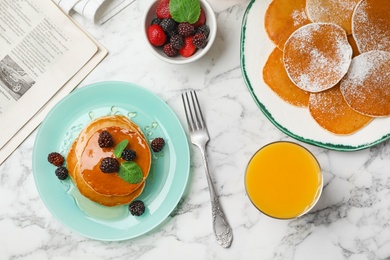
191, 90, 206, 130
182, 91, 194, 132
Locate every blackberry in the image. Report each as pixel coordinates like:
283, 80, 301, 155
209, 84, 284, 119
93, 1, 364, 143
177, 22, 195, 37
48, 152, 64, 167
100, 157, 119, 173
192, 33, 207, 48
122, 149, 136, 161
151, 137, 165, 152
129, 200, 145, 216
151, 18, 162, 25
163, 43, 177, 57
197, 24, 210, 38
160, 18, 177, 33
170, 34, 184, 49
98, 130, 114, 148
55, 166, 68, 180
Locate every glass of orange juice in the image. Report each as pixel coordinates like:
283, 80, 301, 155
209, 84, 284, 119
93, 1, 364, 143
245, 141, 322, 219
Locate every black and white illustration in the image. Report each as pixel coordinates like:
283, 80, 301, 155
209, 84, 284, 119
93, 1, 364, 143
0, 55, 35, 100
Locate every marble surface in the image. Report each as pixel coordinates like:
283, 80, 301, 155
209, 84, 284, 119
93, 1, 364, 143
1, 0, 390, 259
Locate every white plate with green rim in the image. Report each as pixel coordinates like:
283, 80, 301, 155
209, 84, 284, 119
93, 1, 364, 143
240, 0, 390, 151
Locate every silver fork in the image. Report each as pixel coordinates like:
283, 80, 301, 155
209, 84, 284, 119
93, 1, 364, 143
182, 90, 233, 248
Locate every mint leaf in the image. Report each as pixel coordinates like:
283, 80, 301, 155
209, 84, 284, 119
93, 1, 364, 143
118, 161, 143, 184
114, 140, 128, 158
169, 0, 201, 24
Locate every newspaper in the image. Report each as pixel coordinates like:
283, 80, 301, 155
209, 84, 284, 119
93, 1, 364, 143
0, 0, 108, 165
53, 0, 136, 24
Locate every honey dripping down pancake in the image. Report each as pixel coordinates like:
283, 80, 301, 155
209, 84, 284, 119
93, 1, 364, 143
309, 84, 372, 135
306, 0, 360, 35
264, 0, 311, 50
66, 115, 151, 206
67, 141, 146, 207
263, 48, 310, 107
352, 0, 390, 53
340, 50, 390, 117
283, 23, 352, 93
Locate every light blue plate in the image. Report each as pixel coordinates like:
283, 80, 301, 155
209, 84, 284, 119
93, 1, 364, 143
32, 81, 190, 241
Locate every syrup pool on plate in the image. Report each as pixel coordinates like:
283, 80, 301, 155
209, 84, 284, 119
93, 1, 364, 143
68, 185, 129, 221
245, 141, 322, 219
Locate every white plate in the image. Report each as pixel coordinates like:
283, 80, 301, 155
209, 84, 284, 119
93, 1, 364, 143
240, 0, 390, 151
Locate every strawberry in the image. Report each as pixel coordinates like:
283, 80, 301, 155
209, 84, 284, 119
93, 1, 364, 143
179, 36, 197, 57
147, 24, 167, 46
156, 0, 171, 19
192, 8, 206, 28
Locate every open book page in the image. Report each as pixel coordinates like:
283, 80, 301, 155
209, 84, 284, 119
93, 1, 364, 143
0, 0, 107, 164
0, 0, 99, 150
0, 32, 107, 165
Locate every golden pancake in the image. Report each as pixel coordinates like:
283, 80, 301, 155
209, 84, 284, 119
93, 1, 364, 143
66, 115, 151, 206
67, 141, 145, 207
309, 84, 372, 135
306, 0, 360, 35
264, 0, 311, 50
263, 48, 310, 107
352, 0, 390, 53
283, 23, 352, 93
340, 50, 390, 117
80, 124, 150, 196
74, 115, 145, 160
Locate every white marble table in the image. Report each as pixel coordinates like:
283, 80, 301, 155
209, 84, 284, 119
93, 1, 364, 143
1, 0, 390, 259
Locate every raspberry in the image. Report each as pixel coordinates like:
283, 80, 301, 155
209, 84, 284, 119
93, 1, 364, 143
197, 24, 210, 38
170, 34, 184, 49
192, 33, 207, 48
151, 137, 165, 152
98, 130, 114, 148
147, 24, 167, 46
47, 152, 64, 167
55, 166, 68, 180
122, 149, 136, 161
100, 157, 119, 173
192, 8, 206, 28
163, 43, 177, 57
160, 18, 177, 33
178, 23, 195, 37
156, 0, 171, 19
179, 36, 197, 58
129, 200, 145, 216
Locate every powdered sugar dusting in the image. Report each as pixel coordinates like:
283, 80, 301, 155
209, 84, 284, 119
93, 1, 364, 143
340, 50, 390, 116
353, 0, 390, 52
307, 0, 357, 20
284, 23, 352, 92
291, 9, 308, 26
306, 0, 360, 33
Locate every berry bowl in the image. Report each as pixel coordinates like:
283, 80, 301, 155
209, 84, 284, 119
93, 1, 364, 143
143, 0, 217, 65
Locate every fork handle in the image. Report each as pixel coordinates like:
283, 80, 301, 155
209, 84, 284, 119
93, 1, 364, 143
199, 147, 233, 248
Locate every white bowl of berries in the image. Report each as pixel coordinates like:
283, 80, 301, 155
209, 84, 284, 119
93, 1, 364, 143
143, 0, 217, 64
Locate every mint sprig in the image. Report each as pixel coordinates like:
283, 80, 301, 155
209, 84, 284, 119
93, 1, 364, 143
169, 0, 201, 24
118, 161, 143, 184
114, 140, 128, 158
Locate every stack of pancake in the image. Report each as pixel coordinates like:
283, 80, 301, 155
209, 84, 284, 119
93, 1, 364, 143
263, 0, 390, 135
66, 115, 151, 207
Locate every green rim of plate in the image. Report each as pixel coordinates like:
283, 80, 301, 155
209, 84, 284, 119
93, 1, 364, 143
240, 0, 390, 151
32, 81, 190, 241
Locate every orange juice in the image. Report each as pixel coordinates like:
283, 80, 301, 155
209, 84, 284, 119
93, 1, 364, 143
245, 142, 322, 219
